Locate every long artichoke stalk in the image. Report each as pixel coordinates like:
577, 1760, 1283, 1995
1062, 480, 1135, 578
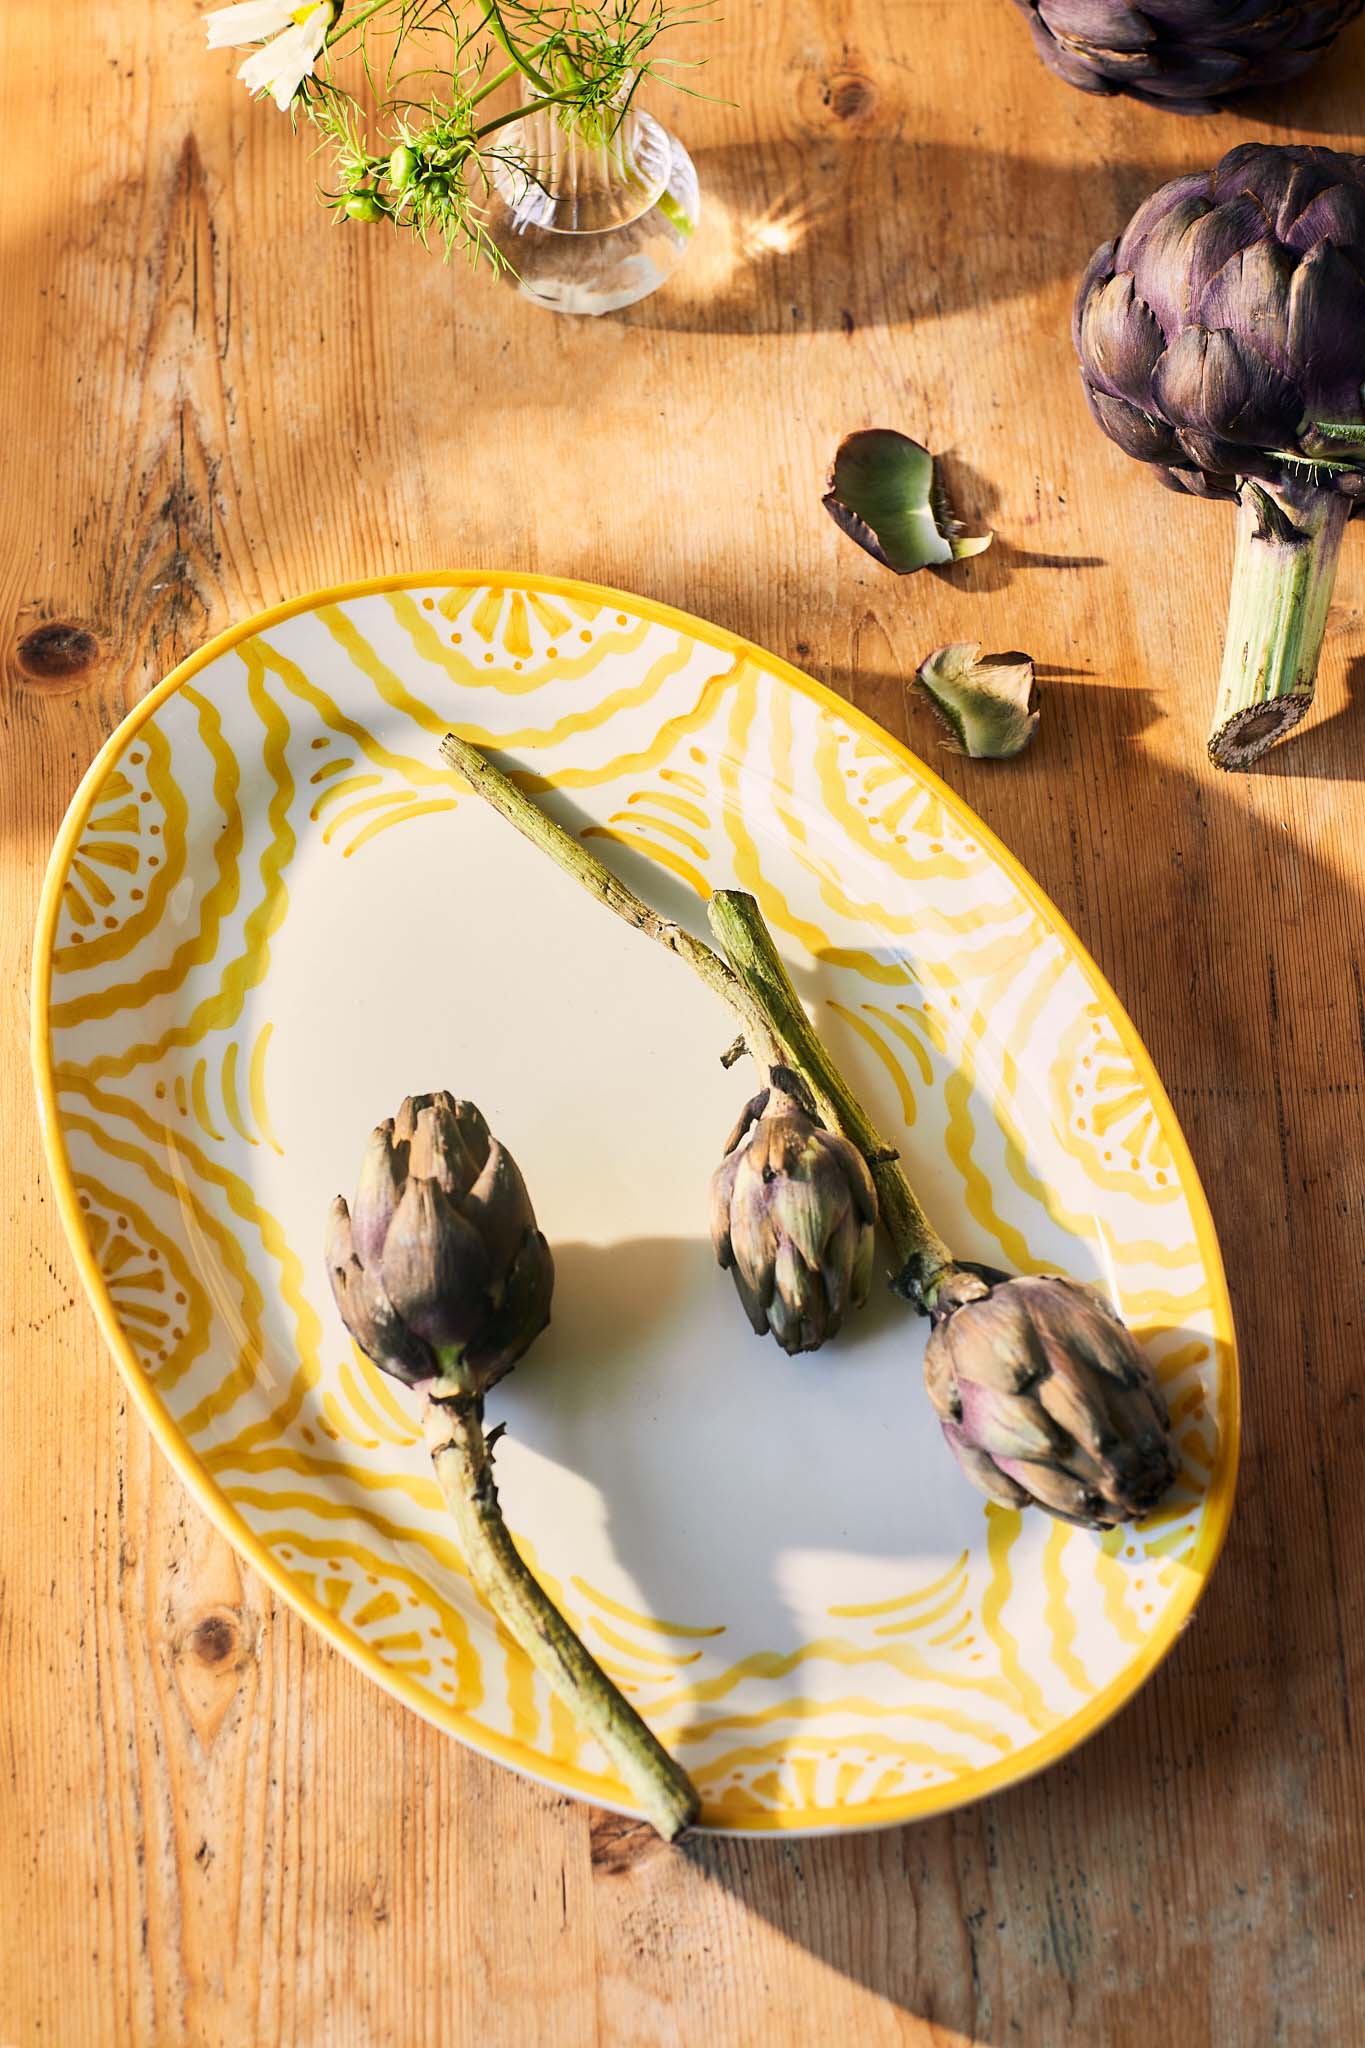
438, 733, 950, 1295
440, 734, 1178, 1529
421, 1372, 697, 1840
1211, 483, 1351, 767
326, 1091, 698, 1840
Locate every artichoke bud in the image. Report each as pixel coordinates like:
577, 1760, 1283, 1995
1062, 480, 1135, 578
710, 1067, 878, 1356
1013, 0, 1364, 111
326, 1094, 553, 1393
1075, 145, 1365, 510
922, 1270, 1178, 1529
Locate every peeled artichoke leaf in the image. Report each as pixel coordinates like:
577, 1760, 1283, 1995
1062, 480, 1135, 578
915, 642, 1039, 759
824, 429, 992, 574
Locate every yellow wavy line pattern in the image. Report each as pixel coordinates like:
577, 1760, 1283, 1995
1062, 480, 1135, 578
56, 1071, 322, 1463
38, 577, 1235, 1832
1041, 1524, 1095, 1699
981, 1509, 1061, 1732
54, 663, 296, 1085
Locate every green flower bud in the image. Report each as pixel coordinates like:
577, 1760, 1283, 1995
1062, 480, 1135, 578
388, 144, 418, 190
345, 189, 383, 223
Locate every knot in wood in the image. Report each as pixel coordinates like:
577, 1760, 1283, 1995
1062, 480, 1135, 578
17, 621, 100, 684
187, 1611, 239, 1666
826, 70, 876, 122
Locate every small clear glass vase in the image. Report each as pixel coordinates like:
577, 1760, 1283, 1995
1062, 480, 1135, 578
484, 100, 699, 316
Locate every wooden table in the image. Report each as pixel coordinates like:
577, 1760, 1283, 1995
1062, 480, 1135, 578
5, 4, 1363, 2041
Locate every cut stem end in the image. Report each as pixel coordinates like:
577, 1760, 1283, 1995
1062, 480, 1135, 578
1208, 483, 1349, 771
1208, 694, 1309, 771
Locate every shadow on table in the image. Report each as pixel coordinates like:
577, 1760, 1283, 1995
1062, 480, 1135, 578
556, 671, 1365, 2033
609, 142, 1183, 337
1250, 655, 1365, 782
1230, 23, 1365, 136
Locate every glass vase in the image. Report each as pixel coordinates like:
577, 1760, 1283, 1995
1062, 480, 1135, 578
484, 101, 699, 316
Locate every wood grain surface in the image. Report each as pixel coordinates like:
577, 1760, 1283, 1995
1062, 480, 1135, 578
3, 3, 1364, 2042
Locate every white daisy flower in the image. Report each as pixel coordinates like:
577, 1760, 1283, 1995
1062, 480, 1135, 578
205, 1, 335, 112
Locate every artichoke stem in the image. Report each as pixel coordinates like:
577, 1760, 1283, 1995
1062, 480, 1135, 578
706, 890, 956, 1294
1209, 483, 1349, 770
422, 1384, 700, 1841
440, 733, 956, 1296
440, 731, 782, 1069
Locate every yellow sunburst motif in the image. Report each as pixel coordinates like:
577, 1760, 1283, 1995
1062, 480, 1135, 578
76, 1173, 210, 1392
437, 580, 598, 655
260, 1528, 479, 1700
54, 722, 184, 974
384, 584, 658, 698
1056, 1005, 1178, 1198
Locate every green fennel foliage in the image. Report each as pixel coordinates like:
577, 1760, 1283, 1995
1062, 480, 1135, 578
219, 0, 710, 268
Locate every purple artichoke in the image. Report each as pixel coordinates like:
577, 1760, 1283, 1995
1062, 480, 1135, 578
710, 1073, 878, 1355
1014, 0, 1364, 109
324, 1098, 700, 1839
922, 1269, 1179, 1529
325, 1092, 553, 1392
1075, 144, 1365, 766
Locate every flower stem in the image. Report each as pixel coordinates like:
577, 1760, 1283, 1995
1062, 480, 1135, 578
1208, 482, 1350, 770
705, 891, 956, 1299
468, 58, 524, 107
479, 0, 556, 95
439, 732, 958, 1301
475, 87, 587, 140
422, 1383, 699, 1841
326, 0, 388, 50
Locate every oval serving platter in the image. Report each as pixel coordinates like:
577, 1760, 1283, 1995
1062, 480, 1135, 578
33, 573, 1237, 1835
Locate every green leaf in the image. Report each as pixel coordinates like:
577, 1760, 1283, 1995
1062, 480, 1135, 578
1306, 419, 1365, 444
823, 430, 992, 574
914, 643, 1038, 759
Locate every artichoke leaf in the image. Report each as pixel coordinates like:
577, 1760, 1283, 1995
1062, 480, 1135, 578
915, 642, 1039, 759
824, 429, 993, 573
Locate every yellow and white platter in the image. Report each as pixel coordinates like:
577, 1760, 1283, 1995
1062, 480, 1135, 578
33, 573, 1237, 1835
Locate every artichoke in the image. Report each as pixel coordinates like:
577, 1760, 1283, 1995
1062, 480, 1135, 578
440, 750, 1184, 1538
1075, 143, 1365, 766
325, 1091, 553, 1392
710, 1072, 878, 1355
1013, 0, 1363, 110
922, 1268, 1179, 1528
326, 1092, 698, 1840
